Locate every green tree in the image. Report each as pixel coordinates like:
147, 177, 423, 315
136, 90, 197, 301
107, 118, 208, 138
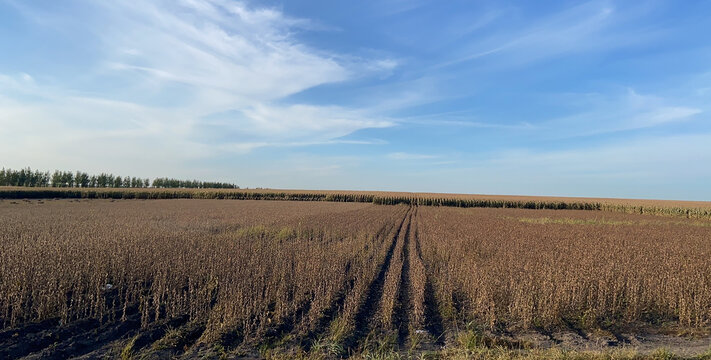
51, 171, 62, 187
76, 172, 90, 188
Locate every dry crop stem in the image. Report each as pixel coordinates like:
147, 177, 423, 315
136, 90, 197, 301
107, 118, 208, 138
417, 207, 711, 333
407, 207, 427, 331
331, 205, 410, 352
378, 209, 410, 330
0, 200, 402, 347
1, 199, 710, 358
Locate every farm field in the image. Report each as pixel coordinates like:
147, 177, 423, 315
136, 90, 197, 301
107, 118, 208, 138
1, 199, 711, 359
2, 187, 711, 220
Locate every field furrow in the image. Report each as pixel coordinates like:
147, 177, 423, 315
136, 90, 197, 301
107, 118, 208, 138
378, 209, 410, 331
298, 220, 397, 351
393, 207, 415, 346
414, 210, 446, 347
2, 199, 711, 358
342, 206, 411, 352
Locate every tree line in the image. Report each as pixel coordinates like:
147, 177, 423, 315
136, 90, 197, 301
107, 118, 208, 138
0, 167, 238, 189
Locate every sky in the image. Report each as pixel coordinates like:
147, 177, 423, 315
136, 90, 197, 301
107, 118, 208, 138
1, 0, 710, 200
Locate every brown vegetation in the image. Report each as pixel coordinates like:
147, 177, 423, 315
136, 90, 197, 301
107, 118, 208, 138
1, 199, 710, 359
418, 207, 711, 332
2, 186, 711, 220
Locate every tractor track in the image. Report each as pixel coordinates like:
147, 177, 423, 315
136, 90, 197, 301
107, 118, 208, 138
300, 221, 397, 352
413, 208, 446, 346
2, 204, 452, 358
393, 207, 414, 346
343, 205, 412, 352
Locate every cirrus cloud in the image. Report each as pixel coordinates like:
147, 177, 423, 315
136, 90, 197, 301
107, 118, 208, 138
0, 0, 396, 176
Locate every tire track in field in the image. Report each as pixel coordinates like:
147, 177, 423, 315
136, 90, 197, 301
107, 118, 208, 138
414, 209, 445, 346
300, 221, 396, 352
343, 205, 412, 352
259, 297, 312, 348
393, 207, 414, 346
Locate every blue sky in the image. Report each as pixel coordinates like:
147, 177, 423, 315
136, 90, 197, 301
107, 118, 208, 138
1, 0, 710, 199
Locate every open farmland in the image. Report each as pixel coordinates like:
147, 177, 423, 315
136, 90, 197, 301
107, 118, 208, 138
2, 187, 711, 220
1, 198, 711, 359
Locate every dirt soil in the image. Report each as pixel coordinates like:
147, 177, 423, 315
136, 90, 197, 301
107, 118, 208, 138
510, 327, 711, 357
2, 319, 711, 359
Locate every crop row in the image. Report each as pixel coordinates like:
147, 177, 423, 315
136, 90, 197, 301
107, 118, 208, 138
2, 187, 710, 220
417, 206, 711, 334
0, 200, 410, 358
2, 200, 711, 357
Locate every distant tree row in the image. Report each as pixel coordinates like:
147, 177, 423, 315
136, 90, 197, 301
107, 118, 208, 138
0, 168, 51, 187
0, 167, 238, 189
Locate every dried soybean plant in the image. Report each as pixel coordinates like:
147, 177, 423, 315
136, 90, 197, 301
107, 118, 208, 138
417, 206, 711, 333
0, 199, 404, 348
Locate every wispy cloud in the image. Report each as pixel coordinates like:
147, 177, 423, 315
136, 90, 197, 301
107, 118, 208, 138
435, 1, 658, 69
0, 0, 397, 175
538, 88, 703, 139
387, 152, 438, 160
2, 0, 709, 198
99, 1, 350, 104
403, 116, 535, 130
212, 138, 388, 155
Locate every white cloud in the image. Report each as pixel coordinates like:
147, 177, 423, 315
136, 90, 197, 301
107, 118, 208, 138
404, 116, 535, 130
630, 106, 701, 127
0, 0, 397, 176
387, 152, 438, 160
436, 1, 660, 69
537, 88, 703, 139
19, 73, 33, 83
97, 1, 351, 105
238, 104, 392, 139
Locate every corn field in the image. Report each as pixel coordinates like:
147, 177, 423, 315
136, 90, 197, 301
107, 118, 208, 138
2, 187, 711, 220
